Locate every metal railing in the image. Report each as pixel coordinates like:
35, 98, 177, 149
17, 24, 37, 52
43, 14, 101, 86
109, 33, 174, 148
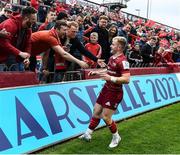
38, 70, 83, 83
1, 63, 179, 84
0, 64, 28, 71
130, 62, 180, 68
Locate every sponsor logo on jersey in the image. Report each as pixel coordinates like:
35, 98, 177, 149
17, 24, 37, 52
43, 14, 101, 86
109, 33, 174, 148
105, 101, 111, 106
122, 61, 129, 69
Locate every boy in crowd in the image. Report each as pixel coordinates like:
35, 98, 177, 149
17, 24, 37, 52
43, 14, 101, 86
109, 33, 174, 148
83, 32, 102, 68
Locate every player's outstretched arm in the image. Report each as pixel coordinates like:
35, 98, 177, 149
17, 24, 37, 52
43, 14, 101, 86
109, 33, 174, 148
88, 69, 107, 76
99, 73, 130, 84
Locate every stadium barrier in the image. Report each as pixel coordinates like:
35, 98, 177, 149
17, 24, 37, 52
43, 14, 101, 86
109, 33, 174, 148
0, 63, 180, 87
0, 67, 180, 154
83, 65, 180, 80
0, 71, 39, 88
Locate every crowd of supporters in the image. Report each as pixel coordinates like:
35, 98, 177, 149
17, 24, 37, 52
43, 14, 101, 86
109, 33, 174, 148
0, 0, 180, 83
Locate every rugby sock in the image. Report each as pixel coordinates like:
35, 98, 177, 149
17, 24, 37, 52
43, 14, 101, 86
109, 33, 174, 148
85, 128, 93, 135
89, 117, 100, 131
108, 120, 117, 134
113, 131, 119, 137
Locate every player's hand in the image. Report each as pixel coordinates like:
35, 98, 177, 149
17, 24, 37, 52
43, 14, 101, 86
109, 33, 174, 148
79, 60, 89, 68
97, 59, 106, 68
88, 71, 98, 76
99, 73, 111, 81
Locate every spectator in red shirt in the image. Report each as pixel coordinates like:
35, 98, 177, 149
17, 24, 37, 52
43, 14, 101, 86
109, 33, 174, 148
30, 20, 89, 71
55, 2, 66, 14
31, 0, 39, 10
83, 32, 102, 68
154, 41, 174, 66
154, 47, 165, 66
0, 7, 37, 71
162, 49, 174, 64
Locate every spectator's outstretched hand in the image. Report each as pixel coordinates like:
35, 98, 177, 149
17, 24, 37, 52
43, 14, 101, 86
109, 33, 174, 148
79, 61, 89, 69
97, 59, 106, 68
19, 52, 30, 59
23, 58, 30, 68
88, 71, 98, 76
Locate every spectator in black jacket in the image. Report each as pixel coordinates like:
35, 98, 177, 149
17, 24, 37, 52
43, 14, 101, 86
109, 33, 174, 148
128, 43, 143, 65
66, 21, 105, 70
118, 23, 131, 41
118, 23, 131, 55
172, 41, 180, 62
91, 15, 110, 63
141, 36, 157, 64
139, 33, 147, 50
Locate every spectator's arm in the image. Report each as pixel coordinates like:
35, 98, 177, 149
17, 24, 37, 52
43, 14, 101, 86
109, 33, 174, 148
76, 38, 98, 62
96, 45, 102, 58
83, 26, 94, 35
0, 22, 30, 59
83, 36, 89, 42
0, 39, 21, 56
52, 45, 89, 68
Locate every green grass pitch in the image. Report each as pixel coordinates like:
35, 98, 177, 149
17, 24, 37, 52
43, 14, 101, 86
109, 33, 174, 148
37, 102, 180, 154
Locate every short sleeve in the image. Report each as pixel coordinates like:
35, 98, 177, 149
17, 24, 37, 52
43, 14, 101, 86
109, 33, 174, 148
120, 59, 130, 74
48, 36, 59, 47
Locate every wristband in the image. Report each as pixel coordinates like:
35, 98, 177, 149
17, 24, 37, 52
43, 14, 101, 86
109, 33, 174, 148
110, 76, 117, 83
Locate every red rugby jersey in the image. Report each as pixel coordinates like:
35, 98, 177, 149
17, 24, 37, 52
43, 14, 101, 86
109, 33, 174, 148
104, 54, 130, 91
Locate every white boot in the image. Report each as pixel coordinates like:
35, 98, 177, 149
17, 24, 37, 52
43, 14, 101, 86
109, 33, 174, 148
79, 128, 93, 142
109, 132, 121, 148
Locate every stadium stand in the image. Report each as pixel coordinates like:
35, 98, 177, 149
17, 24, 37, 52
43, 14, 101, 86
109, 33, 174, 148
0, 0, 180, 86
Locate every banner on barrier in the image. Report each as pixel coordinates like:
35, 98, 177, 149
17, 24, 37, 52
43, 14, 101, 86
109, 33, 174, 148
0, 73, 180, 154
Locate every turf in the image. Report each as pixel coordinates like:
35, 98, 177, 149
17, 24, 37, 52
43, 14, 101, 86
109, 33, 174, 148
37, 102, 180, 154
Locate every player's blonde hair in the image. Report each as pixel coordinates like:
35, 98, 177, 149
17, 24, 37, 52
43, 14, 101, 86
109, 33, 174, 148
113, 36, 127, 50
